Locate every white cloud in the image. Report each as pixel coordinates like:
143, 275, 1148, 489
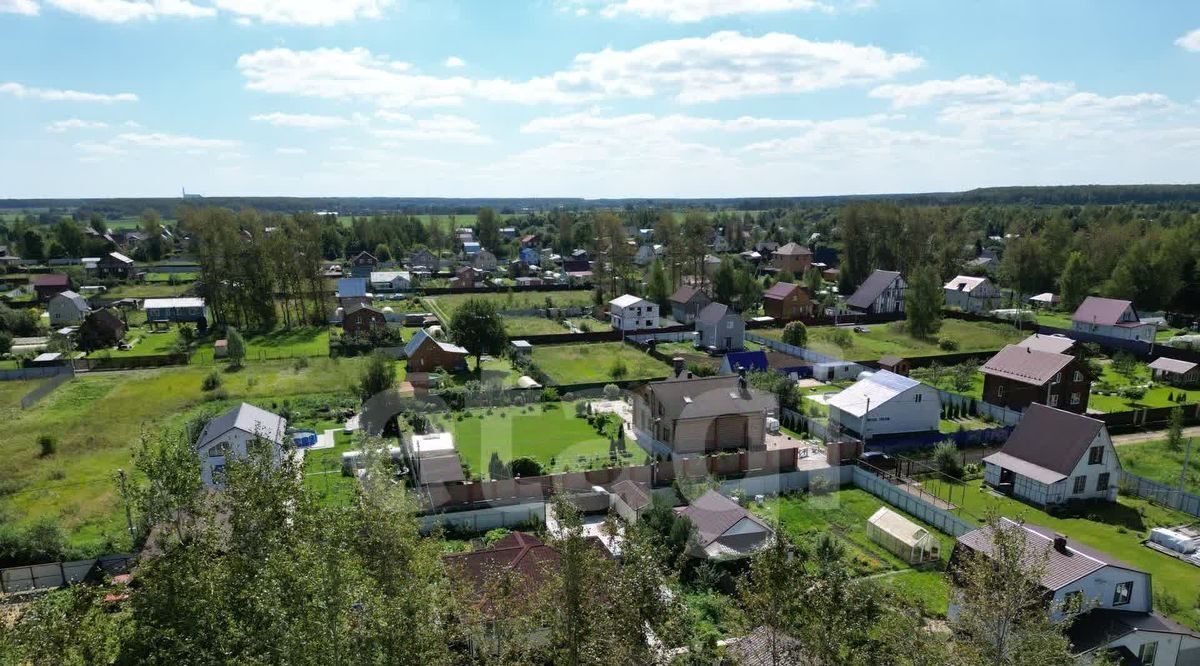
0, 0, 38, 15
0, 81, 138, 103
598, 0, 828, 22
212, 0, 393, 25
870, 75, 1072, 108
372, 114, 491, 144
251, 111, 355, 128
276, 147, 307, 155
238, 33, 922, 107
521, 110, 815, 136
1177, 28, 1200, 52
115, 131, 239, 150
46, 118, 109, 132
443, 56, 466, 68
42, 0, 214, 22
75, 140, 127, 156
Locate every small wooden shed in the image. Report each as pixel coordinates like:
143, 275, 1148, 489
866, 507, 940, 564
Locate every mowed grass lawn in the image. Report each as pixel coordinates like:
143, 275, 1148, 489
501, 315, 572, 336
0, 358, 365, 555
193, 326, 331, 363
430, 402, 636, 477
750, 489, 953, 617
104, 282, 193, 299
429, 290, 593, 320
760, 319, 1025, 361
1119, 438, 1200, 494
921, 477, 1200, 629
1088, 361, 1195, 412
532, 342, 673, 384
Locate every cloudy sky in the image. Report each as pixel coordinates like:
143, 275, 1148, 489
2, 0, 1200, 198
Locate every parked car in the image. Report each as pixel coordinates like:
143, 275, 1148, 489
858, 451, 895, 471
853, 326, 870, 333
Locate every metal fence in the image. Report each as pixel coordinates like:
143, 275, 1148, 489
0, 554, 134, 594
0, 365, 73, 382
20, 369, 75, 409
1118, 470, 1200, 519
934, 388, 1023, 426
851, 466, 975, 536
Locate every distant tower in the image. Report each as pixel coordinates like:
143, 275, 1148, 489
181, 186, 186, 198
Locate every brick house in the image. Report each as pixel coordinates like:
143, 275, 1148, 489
761, 282, 815, 320
404, 330, 469, 373
632, 367, 776, 456
771, 242, 812, 275
980, 344, 1091, 414
342, 304, 387, 336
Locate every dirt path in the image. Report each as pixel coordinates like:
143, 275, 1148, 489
1112, 426, 1200, 446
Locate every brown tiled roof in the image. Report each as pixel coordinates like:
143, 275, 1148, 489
762, 282, 798, 301
982, 403, 1106, 479
1072, 296, 1136, 326
980, 345, 1075, 386
444, 532, 563, 593
957, 518, 1138, 591
670, 285, 706, 304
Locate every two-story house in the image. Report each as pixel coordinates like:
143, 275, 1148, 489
349, 251, 378, 278
195, 402, 288, 488
983, 403, 1120, 506
96, 252, 137, 280
608, 294, 658, 331
950, 518, 1199, 665
1072, 296, 1157, 343
846, 270, 906, 314
694, 302, 744, 351
943, 275, 1002, 313
771, 242, 813, 275
669, 286, 711, 324
632, 367, 776, 456
761, 282, 816, 320
980, 345, 1091, 414
144, 297, 208, 327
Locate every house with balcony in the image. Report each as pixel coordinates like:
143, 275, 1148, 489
980, 344, 1090, 414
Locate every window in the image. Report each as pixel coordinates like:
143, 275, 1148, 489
997, 385, 1006, 399
1138, 641, 1158, 665
1073, 370, 1084, 382
1049, 394, 1059, 407
1052, 372, 1062, 384
1071, 393, 1081, 405
1114, 581, 1133, 606
1088, 446, 1104, 465
914, 394, 922, 403
1096, 473, 1110, 492
1073, 476, 1087, 494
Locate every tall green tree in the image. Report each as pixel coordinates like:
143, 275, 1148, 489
449, 298, 507, 373
358, 351, 397, 399
906, 264, 944, 339
647, 259, 670, 310
1058, 251, 1091, 311
226, 326, 246, 368
477, 206, 499, 251
714, 257, 737, 304
739, 524, 803, 666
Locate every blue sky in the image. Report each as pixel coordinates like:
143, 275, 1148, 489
2, 0, 1199, 198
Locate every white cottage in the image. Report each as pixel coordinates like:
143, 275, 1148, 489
1071, 296, 1157, 342
194, 403, 289, 488
608, 294, 658, 331
826, 370, 940, 440
47, 290, 91, 326
983, 404, 1120, 507
942, 275, 1001, 313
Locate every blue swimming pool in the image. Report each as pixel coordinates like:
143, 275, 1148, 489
293, 430, 318, 447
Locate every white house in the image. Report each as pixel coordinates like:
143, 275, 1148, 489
951, 519, 1199, 665
675, 490, 772, 560
369, 271, 412, 293
845, 270, 907, 314
47, 290, 90, 326
194, 402, 289, 488
826, 370, 940, 441
983, 403, 1120, 507
608, 294, 658, 331
943, 275, 1002, 313
1072, 296, 1157, 342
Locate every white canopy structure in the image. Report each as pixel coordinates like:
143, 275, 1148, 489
866, 507, 940, 564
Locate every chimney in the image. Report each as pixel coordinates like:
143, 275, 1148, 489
1053, 534, 1068, 553
672, 357, 685, 377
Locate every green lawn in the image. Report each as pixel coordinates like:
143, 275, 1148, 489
759, 319, 1025, 361
0, 358, 366, 557
429, 402, 638, 478
96, 326, 180, 358
443, 356, 522, 388
429, 290, 594, 322
531, 342, 673, 385
104, 282, 193, 299
920, 477, 1200, 629
1035, 311, 1075, 330
302, 424, 360, 507
1119, 438, 1200, 494
750, 489, 953, 617
938, 416, 993, 434
193, 326, 331, 363
502, 315, 572, 336
144, 272, 198, 283
1088, 361, 1195, 412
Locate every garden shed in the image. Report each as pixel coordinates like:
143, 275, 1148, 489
866, 507, 940, 564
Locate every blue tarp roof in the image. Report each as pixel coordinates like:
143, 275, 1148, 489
338, 278, 368, 298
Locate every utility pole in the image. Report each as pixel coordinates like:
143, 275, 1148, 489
117, 468, 135, 545
1180, 437, 1194, 496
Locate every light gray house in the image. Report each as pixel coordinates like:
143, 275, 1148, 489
195, 402, 289, 488
826, 370, 940, 441
943, 275, 1001, 313
47, 290, 91, 326
669, 286, 711, 324
694, 302, 744, 351
369, 270, 412, 293
1071, 296, 1156, 342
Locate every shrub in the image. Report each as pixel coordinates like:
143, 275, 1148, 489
509, 457, 544, 478
603, 383, 621, 400
938, 337, 959, 351
830, 329, 853, 348
609, 357, 629, 380
933, 441, 963, 479
809, 475, 833, 496
293, 356, 309, 372
541, 387, 560, 403
781, 321, 808, 347
575, 401, 588, 417
201, 370, 222, 392
37, 435, 56, 457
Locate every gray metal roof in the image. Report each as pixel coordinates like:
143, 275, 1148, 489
1148, 357, 1198, 375
675, 490, 769, 548
695, 302, 732, 326
846, 270, 902, 310
196, 402, 287, 451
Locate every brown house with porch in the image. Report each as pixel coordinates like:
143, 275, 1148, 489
980, 344, 1091, 414
761, 282, 815, 320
